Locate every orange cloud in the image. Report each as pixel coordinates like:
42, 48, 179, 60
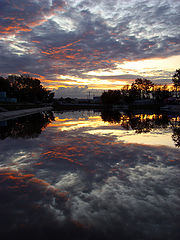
32, 40, 40, 43
0, 24, 32, 35
0, 1, 64, 37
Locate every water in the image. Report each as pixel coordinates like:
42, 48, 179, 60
0, 110, 180, 240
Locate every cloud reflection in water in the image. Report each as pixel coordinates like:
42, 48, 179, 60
0, 110, 180, 239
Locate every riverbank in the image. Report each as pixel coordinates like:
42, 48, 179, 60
0, 102, 52, 111
0, 107, 53, 121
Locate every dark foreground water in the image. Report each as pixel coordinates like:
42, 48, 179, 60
0, 110, 180, 240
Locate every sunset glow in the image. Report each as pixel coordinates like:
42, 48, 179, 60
0, 0, 179, 97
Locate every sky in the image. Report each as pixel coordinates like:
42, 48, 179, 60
0, 0, 180, 98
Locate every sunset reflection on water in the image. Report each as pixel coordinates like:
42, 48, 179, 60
0, 110, 180, 240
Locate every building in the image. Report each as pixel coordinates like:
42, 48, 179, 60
93, 96, 102, 103
0, 92, 17, 103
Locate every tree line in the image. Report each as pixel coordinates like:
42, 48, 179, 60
101, 69, 180, 104
0, 75, 54, 103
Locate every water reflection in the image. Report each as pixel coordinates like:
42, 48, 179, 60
0, 110, 180, 240
0, 111, 54, 139
101, 110, 180, 147
172, 128, 180, 147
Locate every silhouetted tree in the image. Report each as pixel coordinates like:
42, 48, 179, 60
128, 87, 141, 101
153, 85, 171, 102
7, 75, 54, 102
172, 69, 180, 97
101, 90, 122, 104
121, 85, 133, 103
0, 77, 10, 92
131, 78, 154, 99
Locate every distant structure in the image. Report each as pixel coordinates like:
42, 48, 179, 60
93, 96, 101, 103
0, 92, 17, 103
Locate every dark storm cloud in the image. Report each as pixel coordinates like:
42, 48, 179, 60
0, 0, 179, 83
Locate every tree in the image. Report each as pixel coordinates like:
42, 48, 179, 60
172, 69, 180, 98
131, 78, 154, 99
101, 90, 122, 105
7, 75, 54, 102
153, 85, 171, 102
0, 77, 10, 92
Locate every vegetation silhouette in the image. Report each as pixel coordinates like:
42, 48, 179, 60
0, 76, 11, 92
152, 84, 171, 102
101, 70, 180, 105
172, 69, 180, 98
0, 75, 54, 103
101, 90, 123, 105
131, 78, 154, 100
0, 111, 54, 140
101, 78, 172, 105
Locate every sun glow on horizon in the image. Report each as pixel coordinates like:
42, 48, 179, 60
120, 55, 180, 72
40, 55, 180, 91
87, 55, 180, 77
49, 74, 129, 89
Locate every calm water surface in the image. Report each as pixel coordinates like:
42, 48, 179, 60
0, 110, 180, 240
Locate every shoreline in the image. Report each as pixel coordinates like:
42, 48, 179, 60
0, 107, 53, 121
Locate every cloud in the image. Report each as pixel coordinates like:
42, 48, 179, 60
0, 111, 180, 238
0, 0, 64, 35
0, 0, 180, 88
54, 85, 103, 98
